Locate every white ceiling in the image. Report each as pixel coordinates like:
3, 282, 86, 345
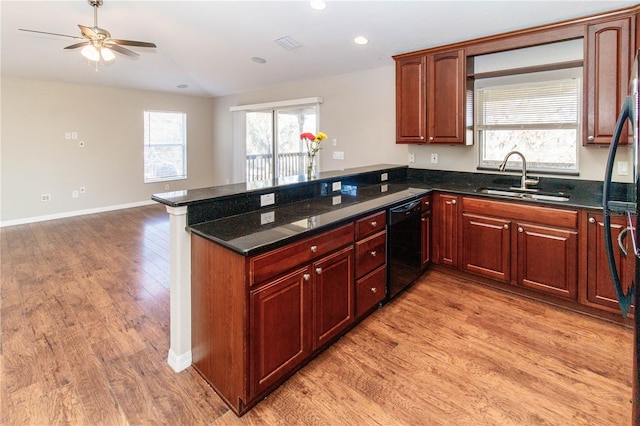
2, 1, 637, 97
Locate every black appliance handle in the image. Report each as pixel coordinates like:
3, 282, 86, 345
603, 95, 635, 318
390, 199, 421, 214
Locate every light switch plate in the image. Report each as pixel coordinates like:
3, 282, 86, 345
333, 151, 344, 160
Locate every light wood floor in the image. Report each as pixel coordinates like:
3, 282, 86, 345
1, 204, 634, 425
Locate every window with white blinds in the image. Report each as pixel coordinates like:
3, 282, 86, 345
476, 69, 581, 173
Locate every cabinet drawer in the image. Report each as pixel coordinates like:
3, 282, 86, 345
356, 266, 387, 317
356, 231, 386, 278
250, 223, 354, 286
355, 211, 386, 240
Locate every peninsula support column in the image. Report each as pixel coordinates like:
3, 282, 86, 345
166, 205, 192, 372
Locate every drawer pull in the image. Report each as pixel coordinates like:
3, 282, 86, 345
450, 199, 457, 205
424, 201, 430, 206
303, 274, 310, 281
316, 267, 322, 275
371, 287, 377, 293
371, 221, 377, 227
310, 245, 318, 253
503, 224, 509, 230
370, 250, 377, 258
589, 217, 596, 224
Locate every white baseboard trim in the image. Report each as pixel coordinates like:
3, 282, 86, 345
0, 200, 157, 228
167, 349, 192, 372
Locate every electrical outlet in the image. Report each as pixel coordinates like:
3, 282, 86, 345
332, 181, 342, 192
72, 190, 79, 198
71, 132, 78, 140
409, 153, 415, 163
332, 138, 338, 146
65, 132, 71, 140
165, 184, 170, 190
260, 193, 275, 207
381, 173, 388, 182
41, 194, 51, 202
260, 211, 275, 225
332, 195, 342, 205
431, 153, 439, 164
381, 184, 388, 193
618, 161, 629, 176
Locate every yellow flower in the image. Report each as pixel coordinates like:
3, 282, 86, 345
315, 132, 328, 141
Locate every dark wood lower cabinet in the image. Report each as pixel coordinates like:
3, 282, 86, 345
312, 247, 355, 349
250, 267, 312, 396
516, 222, 578, 300
586, 212, 635, 315
462, 212, 511, 282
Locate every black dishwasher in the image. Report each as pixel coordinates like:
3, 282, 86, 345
387, 198, 423, 300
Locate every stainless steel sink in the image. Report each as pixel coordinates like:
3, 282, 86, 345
476, 187, 570, 202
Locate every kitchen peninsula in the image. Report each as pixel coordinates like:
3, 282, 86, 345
152, 163, 613, 415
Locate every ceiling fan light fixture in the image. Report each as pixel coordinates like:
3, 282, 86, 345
101, 47, 115, 61
81, 44, 100, 61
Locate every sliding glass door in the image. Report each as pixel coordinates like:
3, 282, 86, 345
246, 104, 318, 182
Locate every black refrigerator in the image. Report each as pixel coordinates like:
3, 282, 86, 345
603, 49, 640, 425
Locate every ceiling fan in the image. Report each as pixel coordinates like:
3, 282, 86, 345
19, 0, 156, 62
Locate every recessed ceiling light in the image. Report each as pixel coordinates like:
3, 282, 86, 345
354, 36, 369, 45
252, 57, 267, 64
177, 84, 188, 89
310, 0, 326, 11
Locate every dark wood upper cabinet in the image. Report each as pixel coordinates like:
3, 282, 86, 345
395, 55, 426, 143
584, 17, 632, 145
395, 49, 466, 145
428, 49, 466, 144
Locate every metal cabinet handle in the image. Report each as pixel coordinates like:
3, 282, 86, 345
371, 287, 377, 293
518, 227, 523, 233
421, 218, 427, 222
303, 274, 310, 281
424, 201, 430, 207
588, 217, 596, 224
370, 251, 377, 257
316, 267, 322, 274
503, 224, 509, 230
588, 135, 595, 141
429, 137, 434, 141
451, 199, 457, 205
371, 221, 377, 227
419, 136, 425, 140
310, 245, 317, 253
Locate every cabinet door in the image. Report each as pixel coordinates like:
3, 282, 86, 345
433, 194, 459, 267
250, 267, 312, 396
421, 211, 431, 269
396, 55, 427, 143
584, 17, 631, 145
586, 213, 636, 315
427, 49, 466, 144
313, 246, 355, 350
516, 222, 578, 300
462, 213, 511, 282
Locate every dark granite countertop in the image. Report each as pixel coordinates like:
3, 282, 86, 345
162, 165, 626, 256
152, 164, 407, 207
189, 183, 429, 255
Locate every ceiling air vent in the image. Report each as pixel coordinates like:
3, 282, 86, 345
274, 36, 303, 50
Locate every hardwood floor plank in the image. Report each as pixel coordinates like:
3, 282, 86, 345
0, 204, 633, 425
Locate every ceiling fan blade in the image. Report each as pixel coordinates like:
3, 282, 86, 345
106, 44, 139, 58
19, 28, 85, 40
64, 41, 91, 50
110, 39, 156, 48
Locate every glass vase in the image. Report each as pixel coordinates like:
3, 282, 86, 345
306, 155, 317, 179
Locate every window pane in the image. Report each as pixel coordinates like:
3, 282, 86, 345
144, 111, 187, 183
476, 72, 580, 172
481, 129, 577, 170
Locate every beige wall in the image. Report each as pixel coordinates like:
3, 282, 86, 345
1, 77, 216, 224
211, 66, 409, 184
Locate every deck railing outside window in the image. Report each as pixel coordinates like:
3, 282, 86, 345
246, 152, 308, 181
